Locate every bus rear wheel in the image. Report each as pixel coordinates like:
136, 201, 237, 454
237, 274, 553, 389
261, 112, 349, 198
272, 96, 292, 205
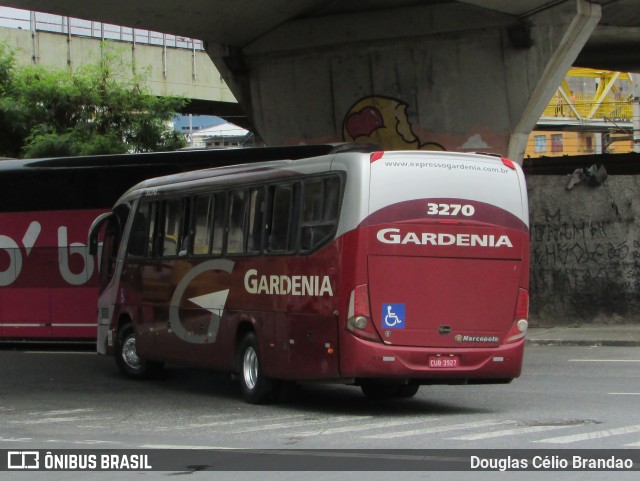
237, 332, 280, 404
115, 323, 163, 379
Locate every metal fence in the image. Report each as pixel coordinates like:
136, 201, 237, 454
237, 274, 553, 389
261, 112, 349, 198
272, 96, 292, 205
0, 6, 204, 50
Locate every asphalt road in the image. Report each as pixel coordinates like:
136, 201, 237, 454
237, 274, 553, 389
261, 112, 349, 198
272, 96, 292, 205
0, 344, 638, 479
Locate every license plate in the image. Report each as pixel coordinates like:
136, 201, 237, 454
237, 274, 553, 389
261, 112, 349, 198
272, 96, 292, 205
428, 356, 459, 368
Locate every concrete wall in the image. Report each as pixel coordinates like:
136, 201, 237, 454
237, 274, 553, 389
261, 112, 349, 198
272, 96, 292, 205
0, 26, 235, 103
211, 0, 599, 162
528, 174, 640, 325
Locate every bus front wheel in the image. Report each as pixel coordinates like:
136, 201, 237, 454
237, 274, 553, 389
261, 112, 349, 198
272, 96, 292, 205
115, 323, 163, 379
237, 332, 280, 404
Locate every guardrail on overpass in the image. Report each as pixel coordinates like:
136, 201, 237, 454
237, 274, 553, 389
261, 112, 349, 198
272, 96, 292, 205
0, 7, 237, 106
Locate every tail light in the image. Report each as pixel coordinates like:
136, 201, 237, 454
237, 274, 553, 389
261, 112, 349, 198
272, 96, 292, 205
505, 288, 529, 343
501, 157, 516, 170
346, 284, 383, 343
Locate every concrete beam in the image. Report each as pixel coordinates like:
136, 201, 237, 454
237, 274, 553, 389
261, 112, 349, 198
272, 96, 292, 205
0, 26, 236, 105
209, 0, 600, 162
508, 0, 601, 162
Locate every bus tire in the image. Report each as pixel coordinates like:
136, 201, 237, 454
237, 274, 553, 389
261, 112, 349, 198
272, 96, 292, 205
396, 383, 420, 398
115, 323, 163, 379
238, 332, 279, 404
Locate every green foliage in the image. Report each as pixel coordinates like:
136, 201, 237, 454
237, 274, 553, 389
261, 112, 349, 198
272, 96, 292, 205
0, 42, 186, 158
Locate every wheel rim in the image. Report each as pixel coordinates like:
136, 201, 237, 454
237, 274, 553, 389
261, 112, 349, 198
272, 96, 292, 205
122, 334, 142, 370
242, 346, 258, 390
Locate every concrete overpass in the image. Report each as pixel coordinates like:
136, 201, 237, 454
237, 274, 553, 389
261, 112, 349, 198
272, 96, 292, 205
2, 0, 639, 162
0, 14, 246, 122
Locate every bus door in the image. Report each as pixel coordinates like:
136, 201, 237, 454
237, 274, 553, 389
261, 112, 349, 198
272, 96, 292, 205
365, 152, 529, 350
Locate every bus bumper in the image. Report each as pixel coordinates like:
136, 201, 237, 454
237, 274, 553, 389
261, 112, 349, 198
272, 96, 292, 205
339, 335, 525, 381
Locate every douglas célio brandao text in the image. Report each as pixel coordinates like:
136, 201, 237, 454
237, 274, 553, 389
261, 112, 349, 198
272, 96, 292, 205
470, 454, 635, 471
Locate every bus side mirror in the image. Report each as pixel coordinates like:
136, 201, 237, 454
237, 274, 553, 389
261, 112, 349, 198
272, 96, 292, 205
88, 212, 113, 256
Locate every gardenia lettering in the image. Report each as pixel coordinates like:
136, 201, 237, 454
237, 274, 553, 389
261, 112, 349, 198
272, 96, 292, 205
377, 228, 513, 247
244, 269, 334, 297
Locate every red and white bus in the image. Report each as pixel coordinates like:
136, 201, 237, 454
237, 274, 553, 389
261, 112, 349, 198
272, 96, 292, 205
91, 150, 530, 402
0, 145, 343, 341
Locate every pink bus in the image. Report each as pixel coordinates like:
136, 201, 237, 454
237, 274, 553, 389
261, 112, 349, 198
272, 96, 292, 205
0, 146, 340, 341
91, 150, 530, 403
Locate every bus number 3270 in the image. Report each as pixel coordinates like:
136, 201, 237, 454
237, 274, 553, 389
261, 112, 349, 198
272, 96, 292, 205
427, 203, 475, 217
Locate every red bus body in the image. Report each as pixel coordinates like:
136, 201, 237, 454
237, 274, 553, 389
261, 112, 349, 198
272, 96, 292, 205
94, 150, 530, 402
0, 209, 103, 339
0, 146, 348, 340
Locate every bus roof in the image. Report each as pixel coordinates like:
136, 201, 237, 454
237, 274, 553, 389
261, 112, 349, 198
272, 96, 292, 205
0, 144, 371, 172
0, 144, 374, 212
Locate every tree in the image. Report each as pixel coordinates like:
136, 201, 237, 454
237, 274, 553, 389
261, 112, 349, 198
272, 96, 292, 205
0, 42, 186, 158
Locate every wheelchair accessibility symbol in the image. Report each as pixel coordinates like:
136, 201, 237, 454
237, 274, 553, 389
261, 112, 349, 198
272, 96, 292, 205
382, 303, 405, 329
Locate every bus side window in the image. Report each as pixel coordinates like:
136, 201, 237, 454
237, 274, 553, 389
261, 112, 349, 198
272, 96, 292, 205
211, 192, 227, 255
303, 180, 324, 223
300, 176, 341, 252
128, 202, 151, 257
267, 184, 295, 252
162, 199, 187, 257
227, 190, 247, 255
99, 216, 121, 289
147, 202, 158, 256
193, 195, 213, 255
247, 187, 265, 253
324, 177, 341, 221
127, 201, 157, 257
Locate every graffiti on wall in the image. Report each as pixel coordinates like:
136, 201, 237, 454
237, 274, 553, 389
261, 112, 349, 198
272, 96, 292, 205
342, 96, 445, 151
530, 207, 640, 322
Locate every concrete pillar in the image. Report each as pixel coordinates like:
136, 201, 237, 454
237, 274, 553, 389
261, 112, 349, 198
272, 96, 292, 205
508, 1, 601, 161
631, 74, 640, 154
209, 0, 600, 163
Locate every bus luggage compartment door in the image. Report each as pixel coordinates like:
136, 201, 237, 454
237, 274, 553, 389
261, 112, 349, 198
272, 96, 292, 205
367, 235, 524, 349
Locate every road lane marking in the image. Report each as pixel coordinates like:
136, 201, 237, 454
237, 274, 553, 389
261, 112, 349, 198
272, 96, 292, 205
188, 414, 309, 428
13, 416, 113, 425
155, 414, 310, 431
296, 418, 437, 436
568, 359, 640, 362
139, 444, 232, 450
448, 424, 573, 440
364, 420, 509, 439
228, 416, 371, 434
535, 424, 640, 444
609, 393, 640, 395
28, 408, 94, 416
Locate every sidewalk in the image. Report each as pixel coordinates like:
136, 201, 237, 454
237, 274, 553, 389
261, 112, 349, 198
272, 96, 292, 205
527, 324, 640, 347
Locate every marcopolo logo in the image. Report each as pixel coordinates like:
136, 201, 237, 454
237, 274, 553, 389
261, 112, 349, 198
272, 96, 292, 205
376, 228, 513, 248
455, 334, 500, 343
